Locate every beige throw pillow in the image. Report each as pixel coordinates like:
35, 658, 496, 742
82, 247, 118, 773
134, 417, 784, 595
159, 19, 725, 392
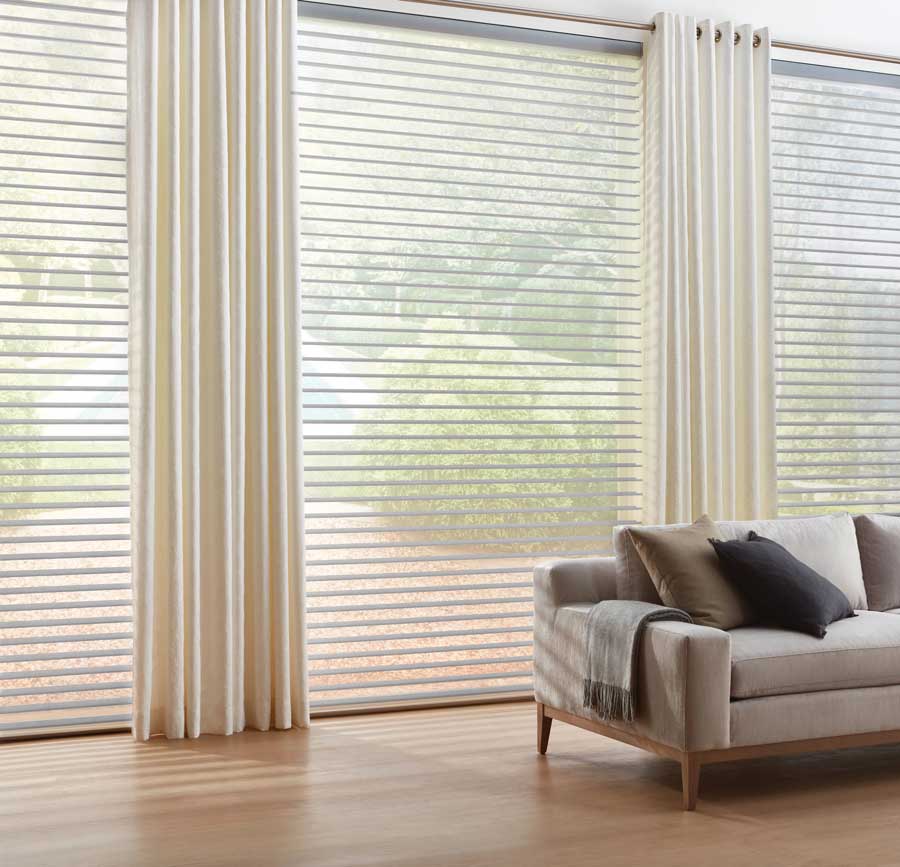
626, 514, 753, 630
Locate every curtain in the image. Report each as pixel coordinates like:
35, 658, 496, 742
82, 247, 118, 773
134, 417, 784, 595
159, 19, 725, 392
127, 0, 307, 740
642, 12, 777, 524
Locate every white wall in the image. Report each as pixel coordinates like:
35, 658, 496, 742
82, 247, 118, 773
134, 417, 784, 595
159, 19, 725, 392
491, 0, 900, 58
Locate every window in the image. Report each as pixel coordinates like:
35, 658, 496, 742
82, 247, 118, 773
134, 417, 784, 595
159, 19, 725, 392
773, 62, 900, 516
297, 2, 643, 709
0, 1, 129, 737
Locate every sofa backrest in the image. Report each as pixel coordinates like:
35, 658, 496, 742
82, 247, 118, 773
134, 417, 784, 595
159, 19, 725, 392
853, 514, 900, 611
613, 512, 868, 610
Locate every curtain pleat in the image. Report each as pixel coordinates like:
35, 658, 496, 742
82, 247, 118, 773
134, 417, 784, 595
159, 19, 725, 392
127, 0, 307, 740
644, 12, 776, 524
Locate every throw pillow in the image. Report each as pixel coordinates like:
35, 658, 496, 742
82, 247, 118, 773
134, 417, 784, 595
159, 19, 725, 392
626, 515, 753, 630
710, 531, 856, 638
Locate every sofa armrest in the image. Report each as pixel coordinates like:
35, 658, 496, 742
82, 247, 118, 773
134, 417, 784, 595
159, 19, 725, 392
636, 621, 732, 751
533, 603, 731, 752
534, 557, 617, 608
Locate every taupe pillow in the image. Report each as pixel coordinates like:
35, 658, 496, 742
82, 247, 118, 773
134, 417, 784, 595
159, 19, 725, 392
854, 514, 900, 611
626, 515, 753, 630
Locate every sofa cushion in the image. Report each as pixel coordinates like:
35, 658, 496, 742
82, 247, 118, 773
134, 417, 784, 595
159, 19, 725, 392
625, 516, 754, 630
615, 513, 867, 608
717, 513, 867, 609
730, 683, 900, 748
854, 514, 900, 611
729, 610, 900, 700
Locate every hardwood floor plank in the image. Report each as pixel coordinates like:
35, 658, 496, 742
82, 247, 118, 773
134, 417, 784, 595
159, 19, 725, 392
4, 703, 900, 866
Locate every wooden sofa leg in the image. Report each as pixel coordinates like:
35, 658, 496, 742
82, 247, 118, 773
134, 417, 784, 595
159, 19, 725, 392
536, 702, 552, 755
680, 754, 700, 811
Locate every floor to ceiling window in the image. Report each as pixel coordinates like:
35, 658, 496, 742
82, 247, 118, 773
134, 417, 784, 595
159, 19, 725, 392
0, 0, 129, 738
4, 0, 897, 732
773, 61, 900, 516
296, 2, 644, 709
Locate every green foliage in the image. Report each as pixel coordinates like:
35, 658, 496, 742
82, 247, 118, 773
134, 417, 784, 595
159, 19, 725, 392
317, 342, 636, 548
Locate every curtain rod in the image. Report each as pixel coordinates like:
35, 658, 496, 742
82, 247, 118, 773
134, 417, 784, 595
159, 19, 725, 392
402, 0, 900, 66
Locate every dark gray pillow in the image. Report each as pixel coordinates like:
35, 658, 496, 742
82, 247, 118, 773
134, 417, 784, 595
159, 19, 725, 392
709, 531, 856, 638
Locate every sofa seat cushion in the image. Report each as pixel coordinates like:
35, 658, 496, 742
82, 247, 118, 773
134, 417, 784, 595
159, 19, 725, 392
729, 610, 900, 700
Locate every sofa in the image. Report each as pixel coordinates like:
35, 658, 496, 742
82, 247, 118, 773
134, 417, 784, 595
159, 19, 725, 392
533, 512, 900, 810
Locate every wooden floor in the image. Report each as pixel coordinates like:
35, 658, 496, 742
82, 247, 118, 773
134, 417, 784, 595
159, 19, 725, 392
6, 703, 900, 867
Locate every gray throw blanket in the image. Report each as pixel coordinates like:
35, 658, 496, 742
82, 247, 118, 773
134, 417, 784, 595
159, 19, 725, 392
583, 600, 692, 722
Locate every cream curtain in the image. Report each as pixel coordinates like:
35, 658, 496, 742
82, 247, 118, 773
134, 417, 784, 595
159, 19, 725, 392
643, 12, 777, 524
127, 0, 307, 740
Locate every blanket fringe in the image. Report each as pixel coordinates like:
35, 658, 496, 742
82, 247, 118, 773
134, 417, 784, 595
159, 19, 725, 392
583, 678, 635, 723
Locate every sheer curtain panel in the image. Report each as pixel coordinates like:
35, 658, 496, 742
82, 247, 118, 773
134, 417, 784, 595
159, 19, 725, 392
643, 12, 776, 523
127, 0, 307, 740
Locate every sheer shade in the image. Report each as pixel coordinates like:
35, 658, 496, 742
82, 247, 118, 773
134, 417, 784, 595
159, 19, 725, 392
0, 0, 130, 739
643, 12, 776, 524
296, 4, 643, 709
773, 67, 900, 516
127, 0, 306, 740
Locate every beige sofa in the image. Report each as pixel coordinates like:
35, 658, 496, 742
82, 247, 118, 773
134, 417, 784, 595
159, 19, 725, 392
533, 513, 900, 810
